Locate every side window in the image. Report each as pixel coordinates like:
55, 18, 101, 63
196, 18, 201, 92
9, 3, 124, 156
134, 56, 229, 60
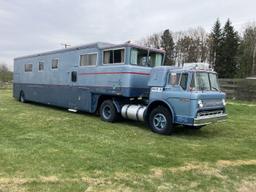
25, 64, 32, 72
180, 73, 188, 90
52, 59, 59, 69
80, 53, 97, 66
131, 48, 148, 66
168, 73, 180, 85
103, 49, 125, 64
38, 61, 44, 71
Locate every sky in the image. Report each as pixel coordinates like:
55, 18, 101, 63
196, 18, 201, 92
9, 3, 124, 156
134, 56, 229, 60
0, 0, 255, 70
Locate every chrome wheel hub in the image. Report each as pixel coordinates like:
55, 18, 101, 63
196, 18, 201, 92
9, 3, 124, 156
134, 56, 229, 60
103, 106, 111, 119
153, 113, 167, 129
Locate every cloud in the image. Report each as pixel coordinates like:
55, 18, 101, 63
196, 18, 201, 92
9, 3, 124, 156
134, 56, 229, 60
0, 0, 255, 70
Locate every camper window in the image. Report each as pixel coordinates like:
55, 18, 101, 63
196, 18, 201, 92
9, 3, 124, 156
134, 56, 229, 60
25, 64, 32, 72
130, 48, 163, 67
103, 49, 125, 64
130, 48, 148, 66
148, 51, 163, 67
80, 53, 97, 66
39, 62, 44, 71
52, 59, 59, 69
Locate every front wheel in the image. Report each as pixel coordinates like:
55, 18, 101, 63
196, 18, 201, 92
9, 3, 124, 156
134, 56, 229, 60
149, 106, 173, 135
100, 100, 119, 122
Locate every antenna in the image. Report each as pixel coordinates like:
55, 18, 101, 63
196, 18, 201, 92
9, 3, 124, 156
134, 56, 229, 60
61, 43, 71, 48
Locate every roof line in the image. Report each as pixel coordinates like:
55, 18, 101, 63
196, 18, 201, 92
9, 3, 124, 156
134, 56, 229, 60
14, 42, 165, 60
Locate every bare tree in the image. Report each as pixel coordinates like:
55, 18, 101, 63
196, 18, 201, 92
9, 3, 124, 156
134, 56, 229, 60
139, 33, 162, 48
238, 23, 256, 77
173, 27, 209, 66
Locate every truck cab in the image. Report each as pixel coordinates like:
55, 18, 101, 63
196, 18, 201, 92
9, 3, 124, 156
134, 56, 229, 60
145, 64, 227, 134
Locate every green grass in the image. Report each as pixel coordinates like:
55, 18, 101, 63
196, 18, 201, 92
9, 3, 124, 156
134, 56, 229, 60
0, 89, 255, 192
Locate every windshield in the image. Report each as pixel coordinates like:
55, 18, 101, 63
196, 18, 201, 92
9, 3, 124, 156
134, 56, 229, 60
130, 48, 163, 67
191, 72, 220, 91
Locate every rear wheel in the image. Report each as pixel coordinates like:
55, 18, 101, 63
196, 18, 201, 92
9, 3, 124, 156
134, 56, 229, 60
149, 106, 173, 135
100, 100, 119, 122
19, 91, 26, 103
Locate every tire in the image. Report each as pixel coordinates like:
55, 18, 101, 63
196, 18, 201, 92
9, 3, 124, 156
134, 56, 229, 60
100, 100, 118, 122
19, 91, 26, 103
149, 106, 173, 135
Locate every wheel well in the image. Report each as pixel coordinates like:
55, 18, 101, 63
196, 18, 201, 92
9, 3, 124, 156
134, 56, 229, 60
96, 95, 113, 113
146, 101, 173, 122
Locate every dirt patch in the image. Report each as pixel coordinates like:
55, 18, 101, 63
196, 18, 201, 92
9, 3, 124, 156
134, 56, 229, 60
85, 185, 132, 192
168, 163, 203, 173
151, 168, 164, 178
237, 178, 256, 192
168, 162, 226, 179
0, 178, 32, 185
39, 176, 59, 183
217, 160, 256, 167
0, 178, 29, 192
81, 177, 110, 185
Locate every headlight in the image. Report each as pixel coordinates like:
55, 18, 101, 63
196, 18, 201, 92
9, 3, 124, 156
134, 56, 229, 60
198, 100, 204, 108
222, 99, 226, 106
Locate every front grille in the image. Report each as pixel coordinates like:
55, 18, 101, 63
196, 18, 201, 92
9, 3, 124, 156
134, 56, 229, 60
197, 110, 223, 117
203, 99, 223, 108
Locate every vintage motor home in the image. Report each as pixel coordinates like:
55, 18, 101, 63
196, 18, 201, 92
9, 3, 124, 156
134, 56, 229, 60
13, 42, 227, 134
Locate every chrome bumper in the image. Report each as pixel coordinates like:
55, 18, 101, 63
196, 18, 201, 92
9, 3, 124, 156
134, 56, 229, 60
193, 113, 227, 126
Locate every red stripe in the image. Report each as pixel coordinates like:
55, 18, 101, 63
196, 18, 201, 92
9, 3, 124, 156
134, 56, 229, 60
79, 71, 150, 76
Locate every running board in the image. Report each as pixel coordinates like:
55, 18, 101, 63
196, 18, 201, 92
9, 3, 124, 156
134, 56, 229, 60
68, 109, 77, 113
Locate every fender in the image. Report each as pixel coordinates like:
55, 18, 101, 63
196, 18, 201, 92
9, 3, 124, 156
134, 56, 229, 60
146, 99, 175, 123
112, 98, 122, 113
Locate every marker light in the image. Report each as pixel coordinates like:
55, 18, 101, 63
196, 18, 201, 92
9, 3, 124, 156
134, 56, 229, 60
222, 99, 226, 106
198, 100, 204, 108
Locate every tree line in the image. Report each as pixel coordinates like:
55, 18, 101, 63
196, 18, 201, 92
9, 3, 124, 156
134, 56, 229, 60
1, 19, 255, 80
139, 19, 256, 78
0, 64, 13, 82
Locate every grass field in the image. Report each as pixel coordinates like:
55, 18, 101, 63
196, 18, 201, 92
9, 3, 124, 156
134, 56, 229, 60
0, 89, 255, 192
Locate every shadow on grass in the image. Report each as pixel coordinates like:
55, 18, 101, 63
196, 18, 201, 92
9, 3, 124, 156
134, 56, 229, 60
16, 99, 222, 139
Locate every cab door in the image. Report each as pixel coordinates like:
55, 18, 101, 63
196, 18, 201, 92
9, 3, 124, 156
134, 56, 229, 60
165, 72, 192, 117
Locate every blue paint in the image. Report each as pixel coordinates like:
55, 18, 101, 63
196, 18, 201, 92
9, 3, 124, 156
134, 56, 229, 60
13, 42, 227, 128
147, 66, 227, 126
13, 42, 164, 112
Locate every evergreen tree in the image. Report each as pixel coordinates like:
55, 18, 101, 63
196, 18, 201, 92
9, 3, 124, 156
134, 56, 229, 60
161, 29, 175, 65
209, 19, 222, 68
217, 19, 239, 78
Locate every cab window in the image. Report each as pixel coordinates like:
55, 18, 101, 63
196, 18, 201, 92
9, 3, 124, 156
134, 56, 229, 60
180, 73, 188, 90
168, 73, 180, 85
168, 72, 188, 90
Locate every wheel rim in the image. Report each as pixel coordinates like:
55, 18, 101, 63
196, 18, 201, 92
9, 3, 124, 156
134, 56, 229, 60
103, 105, 111, 119
153, 113, 167, 130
